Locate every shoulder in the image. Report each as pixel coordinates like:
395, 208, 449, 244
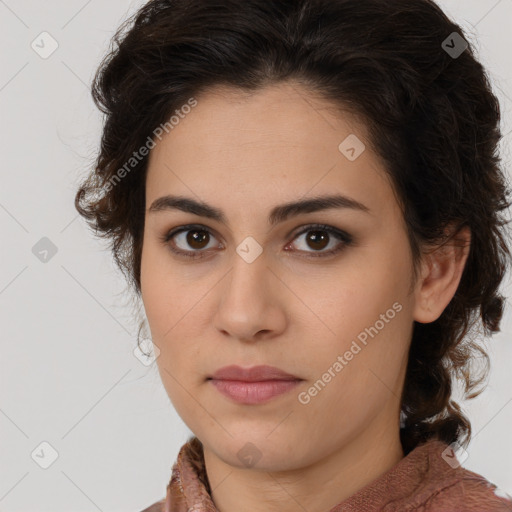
139, 498, 165, 512
419, 466, 512, 511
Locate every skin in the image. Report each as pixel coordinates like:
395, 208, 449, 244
140, 81, 470, 512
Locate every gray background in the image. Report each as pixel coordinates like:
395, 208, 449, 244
1, 1, 511, 510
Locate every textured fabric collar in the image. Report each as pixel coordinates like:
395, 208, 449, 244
153, 436, 512, 512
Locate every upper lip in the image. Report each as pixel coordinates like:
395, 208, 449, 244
209, 365, 301, 382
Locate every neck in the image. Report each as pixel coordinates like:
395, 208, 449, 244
202, 409, 404, 512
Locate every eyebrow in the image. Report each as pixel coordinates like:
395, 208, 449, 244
147, 193, 371, 227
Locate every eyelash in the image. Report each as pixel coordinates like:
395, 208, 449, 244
160, 223, 354, 260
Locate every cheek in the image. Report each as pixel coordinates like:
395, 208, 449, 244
299, 251, 412, 391
312, 257, 409, 342
141, 247, 204, 368
297, 304, 410, 438
140, 239, 177, 327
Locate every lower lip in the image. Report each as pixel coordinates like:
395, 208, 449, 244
209, 379, 301, 404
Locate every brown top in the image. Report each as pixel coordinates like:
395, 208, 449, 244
142, 436, 512, 512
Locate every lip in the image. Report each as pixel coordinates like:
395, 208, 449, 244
209, 364, 301, 382
208, 365, 303, 405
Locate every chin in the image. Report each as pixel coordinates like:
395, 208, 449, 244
203, 428, 307, 471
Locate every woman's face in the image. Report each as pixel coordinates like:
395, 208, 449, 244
141, 82, 418, 471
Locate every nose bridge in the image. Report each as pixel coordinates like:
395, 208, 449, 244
226, 241, 270, 304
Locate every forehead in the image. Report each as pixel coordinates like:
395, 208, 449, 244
151, 82, 368, 154
145, 82, 395, 222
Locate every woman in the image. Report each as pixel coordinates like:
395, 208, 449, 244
75, 0, 512, 510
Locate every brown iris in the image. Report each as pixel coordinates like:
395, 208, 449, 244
305, 230, 329, 251
186, 229, 210, 249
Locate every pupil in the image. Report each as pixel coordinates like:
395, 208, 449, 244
187, 230, 208, 249
308, 231, 328, 250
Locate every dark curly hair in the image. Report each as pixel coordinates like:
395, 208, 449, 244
75, 0, 512, 457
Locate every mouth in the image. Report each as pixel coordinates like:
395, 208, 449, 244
207, 365, 303, 405
208, 379, 302, 404
208, 364, 301, 382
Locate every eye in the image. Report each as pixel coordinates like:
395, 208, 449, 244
162, 224, 222, 260
161, 223, 353, 260
285, 224, 353, 258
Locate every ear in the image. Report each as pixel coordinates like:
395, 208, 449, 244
413, 224, 471, 324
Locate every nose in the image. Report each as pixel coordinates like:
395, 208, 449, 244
212, 250, 287, 343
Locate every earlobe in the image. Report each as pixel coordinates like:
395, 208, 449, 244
413, 225, 471, 324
